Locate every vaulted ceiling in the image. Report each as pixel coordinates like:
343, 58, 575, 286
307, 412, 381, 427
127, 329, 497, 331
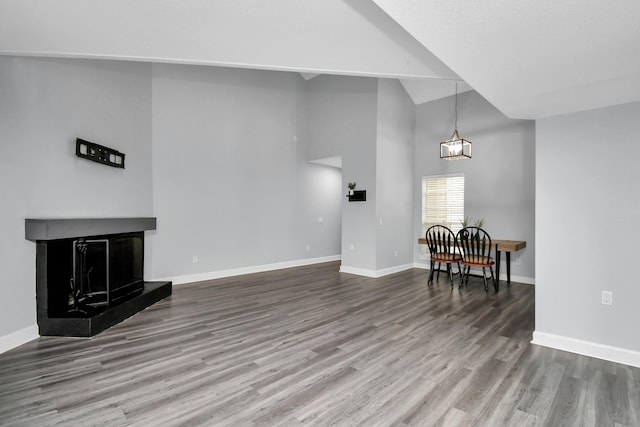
1, 0, 638, 119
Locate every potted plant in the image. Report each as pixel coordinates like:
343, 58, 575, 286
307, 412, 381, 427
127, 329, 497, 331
459, 216, 485, 229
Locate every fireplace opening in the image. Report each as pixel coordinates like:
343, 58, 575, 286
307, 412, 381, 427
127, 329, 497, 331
47, 232, 144, 318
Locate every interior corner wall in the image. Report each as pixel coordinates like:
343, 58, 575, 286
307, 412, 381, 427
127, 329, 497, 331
0, 56, 153, 338
536, 101, 640, 354
413, 91, 536, 282
293, 77, 343, 265
307, 75, 379, 272
375, 79, 415, 270
148, 64, 341, 280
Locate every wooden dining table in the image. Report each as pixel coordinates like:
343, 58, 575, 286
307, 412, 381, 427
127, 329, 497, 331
418, 237, 526, 290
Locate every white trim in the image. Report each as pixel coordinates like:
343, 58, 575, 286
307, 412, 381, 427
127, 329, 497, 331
0, 324, 39, 355
339, 266, 377, 278
422, 172, 465, 180
155, 255, 341, 285
508, 274, 535, 285
375, 264, 414, 277
413, 262, 430, 270
0, 51, 452, 81
532, 331, 640, 368
339, 263, 414, 278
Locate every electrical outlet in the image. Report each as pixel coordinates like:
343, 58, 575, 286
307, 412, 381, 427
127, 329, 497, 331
306, 245, 310, 252
601, 291, 613, 305
192, 255, 198, 264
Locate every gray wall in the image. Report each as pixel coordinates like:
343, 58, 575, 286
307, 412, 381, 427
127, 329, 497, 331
413, 91, 536, 282
0, 57, 344, 342
0, 57, 153, 337
306, 76, 416, 274
376, 79, 415, 270
536, 101, 640, 352
148, 64, 342, 279
307, 75, 379, 271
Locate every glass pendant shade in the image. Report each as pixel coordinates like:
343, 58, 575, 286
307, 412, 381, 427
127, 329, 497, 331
440, 129, 472, 160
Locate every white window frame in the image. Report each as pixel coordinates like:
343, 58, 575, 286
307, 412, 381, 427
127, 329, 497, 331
422, 173, 465, 236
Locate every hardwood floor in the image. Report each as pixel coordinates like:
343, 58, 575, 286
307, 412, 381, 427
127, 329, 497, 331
1, 261, 638, 426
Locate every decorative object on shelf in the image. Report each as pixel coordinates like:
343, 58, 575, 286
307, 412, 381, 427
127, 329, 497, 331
346, 183, 366, 202
440, 82, 472, 160
347, 182, 357, 196
76, 138, 125, 168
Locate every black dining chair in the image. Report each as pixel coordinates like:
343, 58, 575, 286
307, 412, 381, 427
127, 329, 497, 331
425, 225, 462, 288
456, 227, 496, 292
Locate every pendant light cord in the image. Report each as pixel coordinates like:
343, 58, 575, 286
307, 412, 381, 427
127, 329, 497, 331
454, 82, 458, 131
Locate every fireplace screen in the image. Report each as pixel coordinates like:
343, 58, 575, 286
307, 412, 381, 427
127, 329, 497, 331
71, 239, 109, 313
45, 232, 144, 317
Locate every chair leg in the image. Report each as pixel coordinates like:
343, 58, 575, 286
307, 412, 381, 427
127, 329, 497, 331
437, 262, 441, 281
482, 267, 489, 292
447, 263, 454, 289
428, 260, 435, 285
464, 266, 471, 288
490, 266, 497, 292
456, 262, 463, 289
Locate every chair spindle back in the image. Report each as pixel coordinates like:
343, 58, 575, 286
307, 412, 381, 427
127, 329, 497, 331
425, 225, 456, 256
456, 227, 492, 261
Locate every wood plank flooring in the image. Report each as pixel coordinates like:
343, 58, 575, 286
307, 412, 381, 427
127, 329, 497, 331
1, 261, 638, 426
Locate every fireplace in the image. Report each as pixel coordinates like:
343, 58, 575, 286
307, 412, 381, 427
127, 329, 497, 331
26, 218, 171, 337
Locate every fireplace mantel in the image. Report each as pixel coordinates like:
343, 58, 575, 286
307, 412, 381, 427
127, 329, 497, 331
25, 217, 156, 241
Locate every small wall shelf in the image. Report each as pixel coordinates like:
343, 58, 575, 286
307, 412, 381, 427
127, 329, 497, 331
347, 190, 366, 202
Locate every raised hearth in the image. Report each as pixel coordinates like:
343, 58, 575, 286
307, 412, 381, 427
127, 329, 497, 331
26, 217, 171, 337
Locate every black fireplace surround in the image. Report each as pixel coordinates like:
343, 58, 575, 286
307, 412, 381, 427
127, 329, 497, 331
25, 218, 172, 337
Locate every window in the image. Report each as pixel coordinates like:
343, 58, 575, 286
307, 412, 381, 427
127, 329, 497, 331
422, 174, 465, 235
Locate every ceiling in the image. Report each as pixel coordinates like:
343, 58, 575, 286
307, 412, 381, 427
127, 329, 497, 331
1, 0, 638, 119
371, 0, 640, 119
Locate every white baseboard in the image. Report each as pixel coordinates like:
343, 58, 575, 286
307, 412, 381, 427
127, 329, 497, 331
532, 331, 640, 368
339, 263, 414, 278
156, 255, 341, 285
339, 266, 377, 277
413, 262, 534, 284
507, 274, 535, 285
0, 324, 39, 355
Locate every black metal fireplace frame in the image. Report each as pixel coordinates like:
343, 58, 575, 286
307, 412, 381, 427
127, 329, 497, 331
26, 218, 172, 337
72, 238, 109, 313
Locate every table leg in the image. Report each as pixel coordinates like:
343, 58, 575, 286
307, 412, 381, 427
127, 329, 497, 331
506, 252, 511, 286
495, 246, 501, 292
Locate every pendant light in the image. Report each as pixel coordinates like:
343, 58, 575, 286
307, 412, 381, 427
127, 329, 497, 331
440, 82, 472, 160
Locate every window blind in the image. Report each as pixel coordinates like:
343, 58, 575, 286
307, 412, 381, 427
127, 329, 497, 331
422, 174, 465, 234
